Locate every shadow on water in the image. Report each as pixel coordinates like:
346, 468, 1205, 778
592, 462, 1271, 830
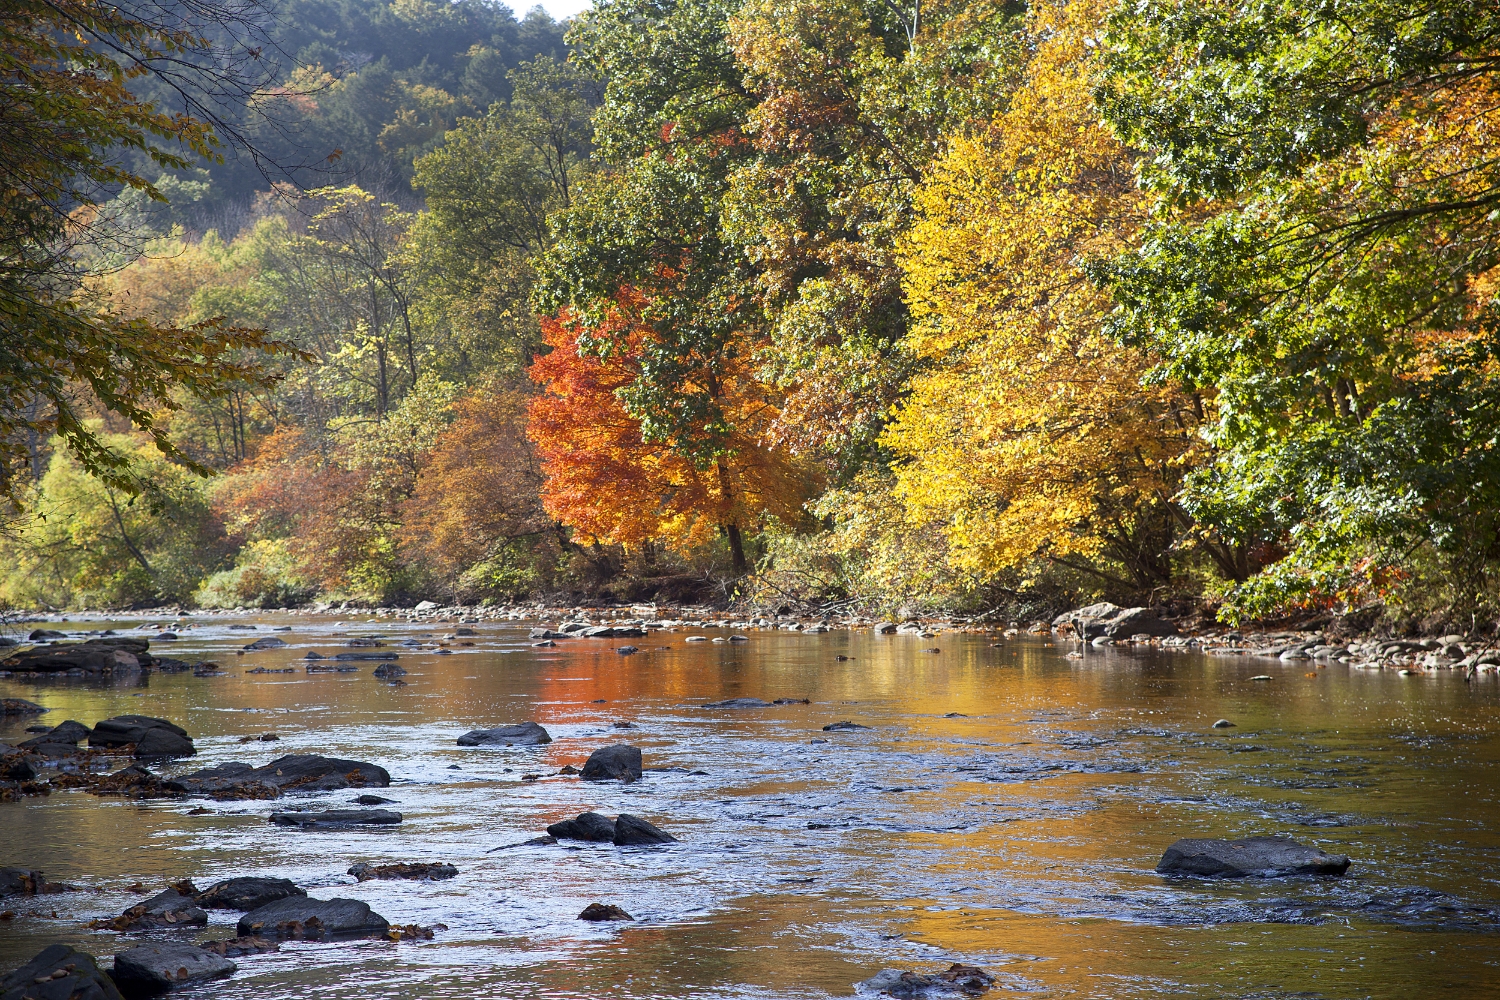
2, 617, 1499, 998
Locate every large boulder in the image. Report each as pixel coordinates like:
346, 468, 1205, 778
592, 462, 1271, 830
195, 877, 305, 911
1051, 602, 1120, 630
0, 698, 46, 715
546, 812, 617, 842
456, 722, 551, 746
0, 867, 48, 897
580, 745, 642, 783
613, 814, 676, 846
0, 944, 124, 1000
167, 754, 390, 799
89, 717, 194, 759
857, 964, 996, 998
269, 809, 402, 828
1054, 604, 1177, 640
241, 637, 287, 651
111, 943, 234, 996
1, 638, 151, 675
236, 896, 390, 940
1155, 836, 1351, 877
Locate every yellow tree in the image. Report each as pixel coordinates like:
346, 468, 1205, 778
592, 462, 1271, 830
884, 0, 1213, 592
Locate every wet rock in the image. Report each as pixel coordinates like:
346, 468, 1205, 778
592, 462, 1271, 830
858, 963, 996, 998
347, 862, 457, 882
236, 896, 390, 940
1212, 719, 1236, 728
773, 697, 811, 705
195, 877, 304, 911
488, 835, 557, 852
333, 652, 398, 661
580, 745, 642, 783
28, 629, 67, 640
823, 721, 871, 732
616, 645, 639, 655
197, 937, 278, 958
152, 658, 192, 673
0, 867, 52, 897
168, 754, 391, 798
89, 717, 194, 759
2, 638, 150, 675
528, 629, 570, 640
0, 698, 46, 716
872, 622, 897, 634
578, 903, 632, 921
355, 794, 396, 805
614, 814, 675, 846
112, 942, 234, 996
546, 812, 617, 842
1155, 836, 1351, 877
372, 663, 406, 679
268, 808, 401, 828
241, 637, 287, 651
702, 698, 771, 709
19, 720, 92, 747
579, 626, 646, 638
0, 944, 124, 1000
91, 889, 207, 932
456, 722, 551, 746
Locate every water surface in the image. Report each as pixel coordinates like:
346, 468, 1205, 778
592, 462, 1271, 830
2, 617, 1497, 998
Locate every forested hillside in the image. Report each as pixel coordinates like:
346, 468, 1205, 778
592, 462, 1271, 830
3, 0, 1498, 633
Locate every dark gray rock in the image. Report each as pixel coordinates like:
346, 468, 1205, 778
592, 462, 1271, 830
29, 629, 67, 640
89, 716, 192, 760
372, 663, 406, 679
0, 867, 47, 897
0, 944, 124, 1000
268, 809, 401, 828
616, 645, 639, 655
241, 637, 287, 651
546, 812, 617, 842
195, 877, 305, 911
823, 721, 870, 731
613, 814, 675, 846
578, 903, 632, 921
112, 943, 234, 996
347, 862, 457, 881
19, 719, 91, 746
333, 652, 398, 661
579, 625, 647, 638
581, 744, 642, 783
236, 896, 389, 940
197, 937, 278, 958
2, 638, 149, 674
95, 889, 207, 931
1155, 836, 1351, 877
456, 722, 551, 746
528, 628, 570, 639
857, 963, 996, 998
167, 754, 390, 798
702, 698, 772, 709
355, 794, 396, 805
0, 698, 46, 715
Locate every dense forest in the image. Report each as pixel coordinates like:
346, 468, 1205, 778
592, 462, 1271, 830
3, 0, 1498, 631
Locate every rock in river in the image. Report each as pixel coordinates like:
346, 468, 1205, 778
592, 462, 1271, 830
112, 942, 234, 996
857, 963, 996, 998
614, 814, 675, 846
91, 889, 207, 932
456, 722, 551, 746
578, 903, 632, 921
0, 867, 57, 897
268, 808, 402, 828
241, 636, 287, 651
237, 896, 390, 940
88, 716, 194, 760
823, 721, 871, 732
348, 862, 457, 881
0, 698, 46, 716
1155, 836, 1351, 877
195, 876, 305, 911
702, 698, 772, 709
167, 754, 391, 799
19, 720, 91, 747
1, 638, 151, 675
0, 944, 124, 1000
580, 744, 642, 783
547, 812, 617, 842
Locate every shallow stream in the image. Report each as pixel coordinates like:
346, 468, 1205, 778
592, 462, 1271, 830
2, 616, 1498, 998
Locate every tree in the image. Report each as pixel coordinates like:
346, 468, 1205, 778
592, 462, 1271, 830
528, 306, 813, 572
881, 0, 1214, 594
1098, 0, 1500, 618
0, 0, 300, 511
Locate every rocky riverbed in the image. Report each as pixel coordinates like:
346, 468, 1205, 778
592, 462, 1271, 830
0, 613, 1497, 998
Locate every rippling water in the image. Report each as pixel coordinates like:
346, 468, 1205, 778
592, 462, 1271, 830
2, 616, 1499, 998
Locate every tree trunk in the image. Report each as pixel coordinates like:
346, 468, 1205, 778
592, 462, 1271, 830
726, 522, 747, 575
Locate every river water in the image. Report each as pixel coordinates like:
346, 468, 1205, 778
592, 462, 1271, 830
1, 615, 1498, 999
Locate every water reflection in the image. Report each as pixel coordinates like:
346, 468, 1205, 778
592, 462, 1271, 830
2, 618, 1498, 998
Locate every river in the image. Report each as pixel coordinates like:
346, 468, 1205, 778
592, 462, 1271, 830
1, 615, 1497, 998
